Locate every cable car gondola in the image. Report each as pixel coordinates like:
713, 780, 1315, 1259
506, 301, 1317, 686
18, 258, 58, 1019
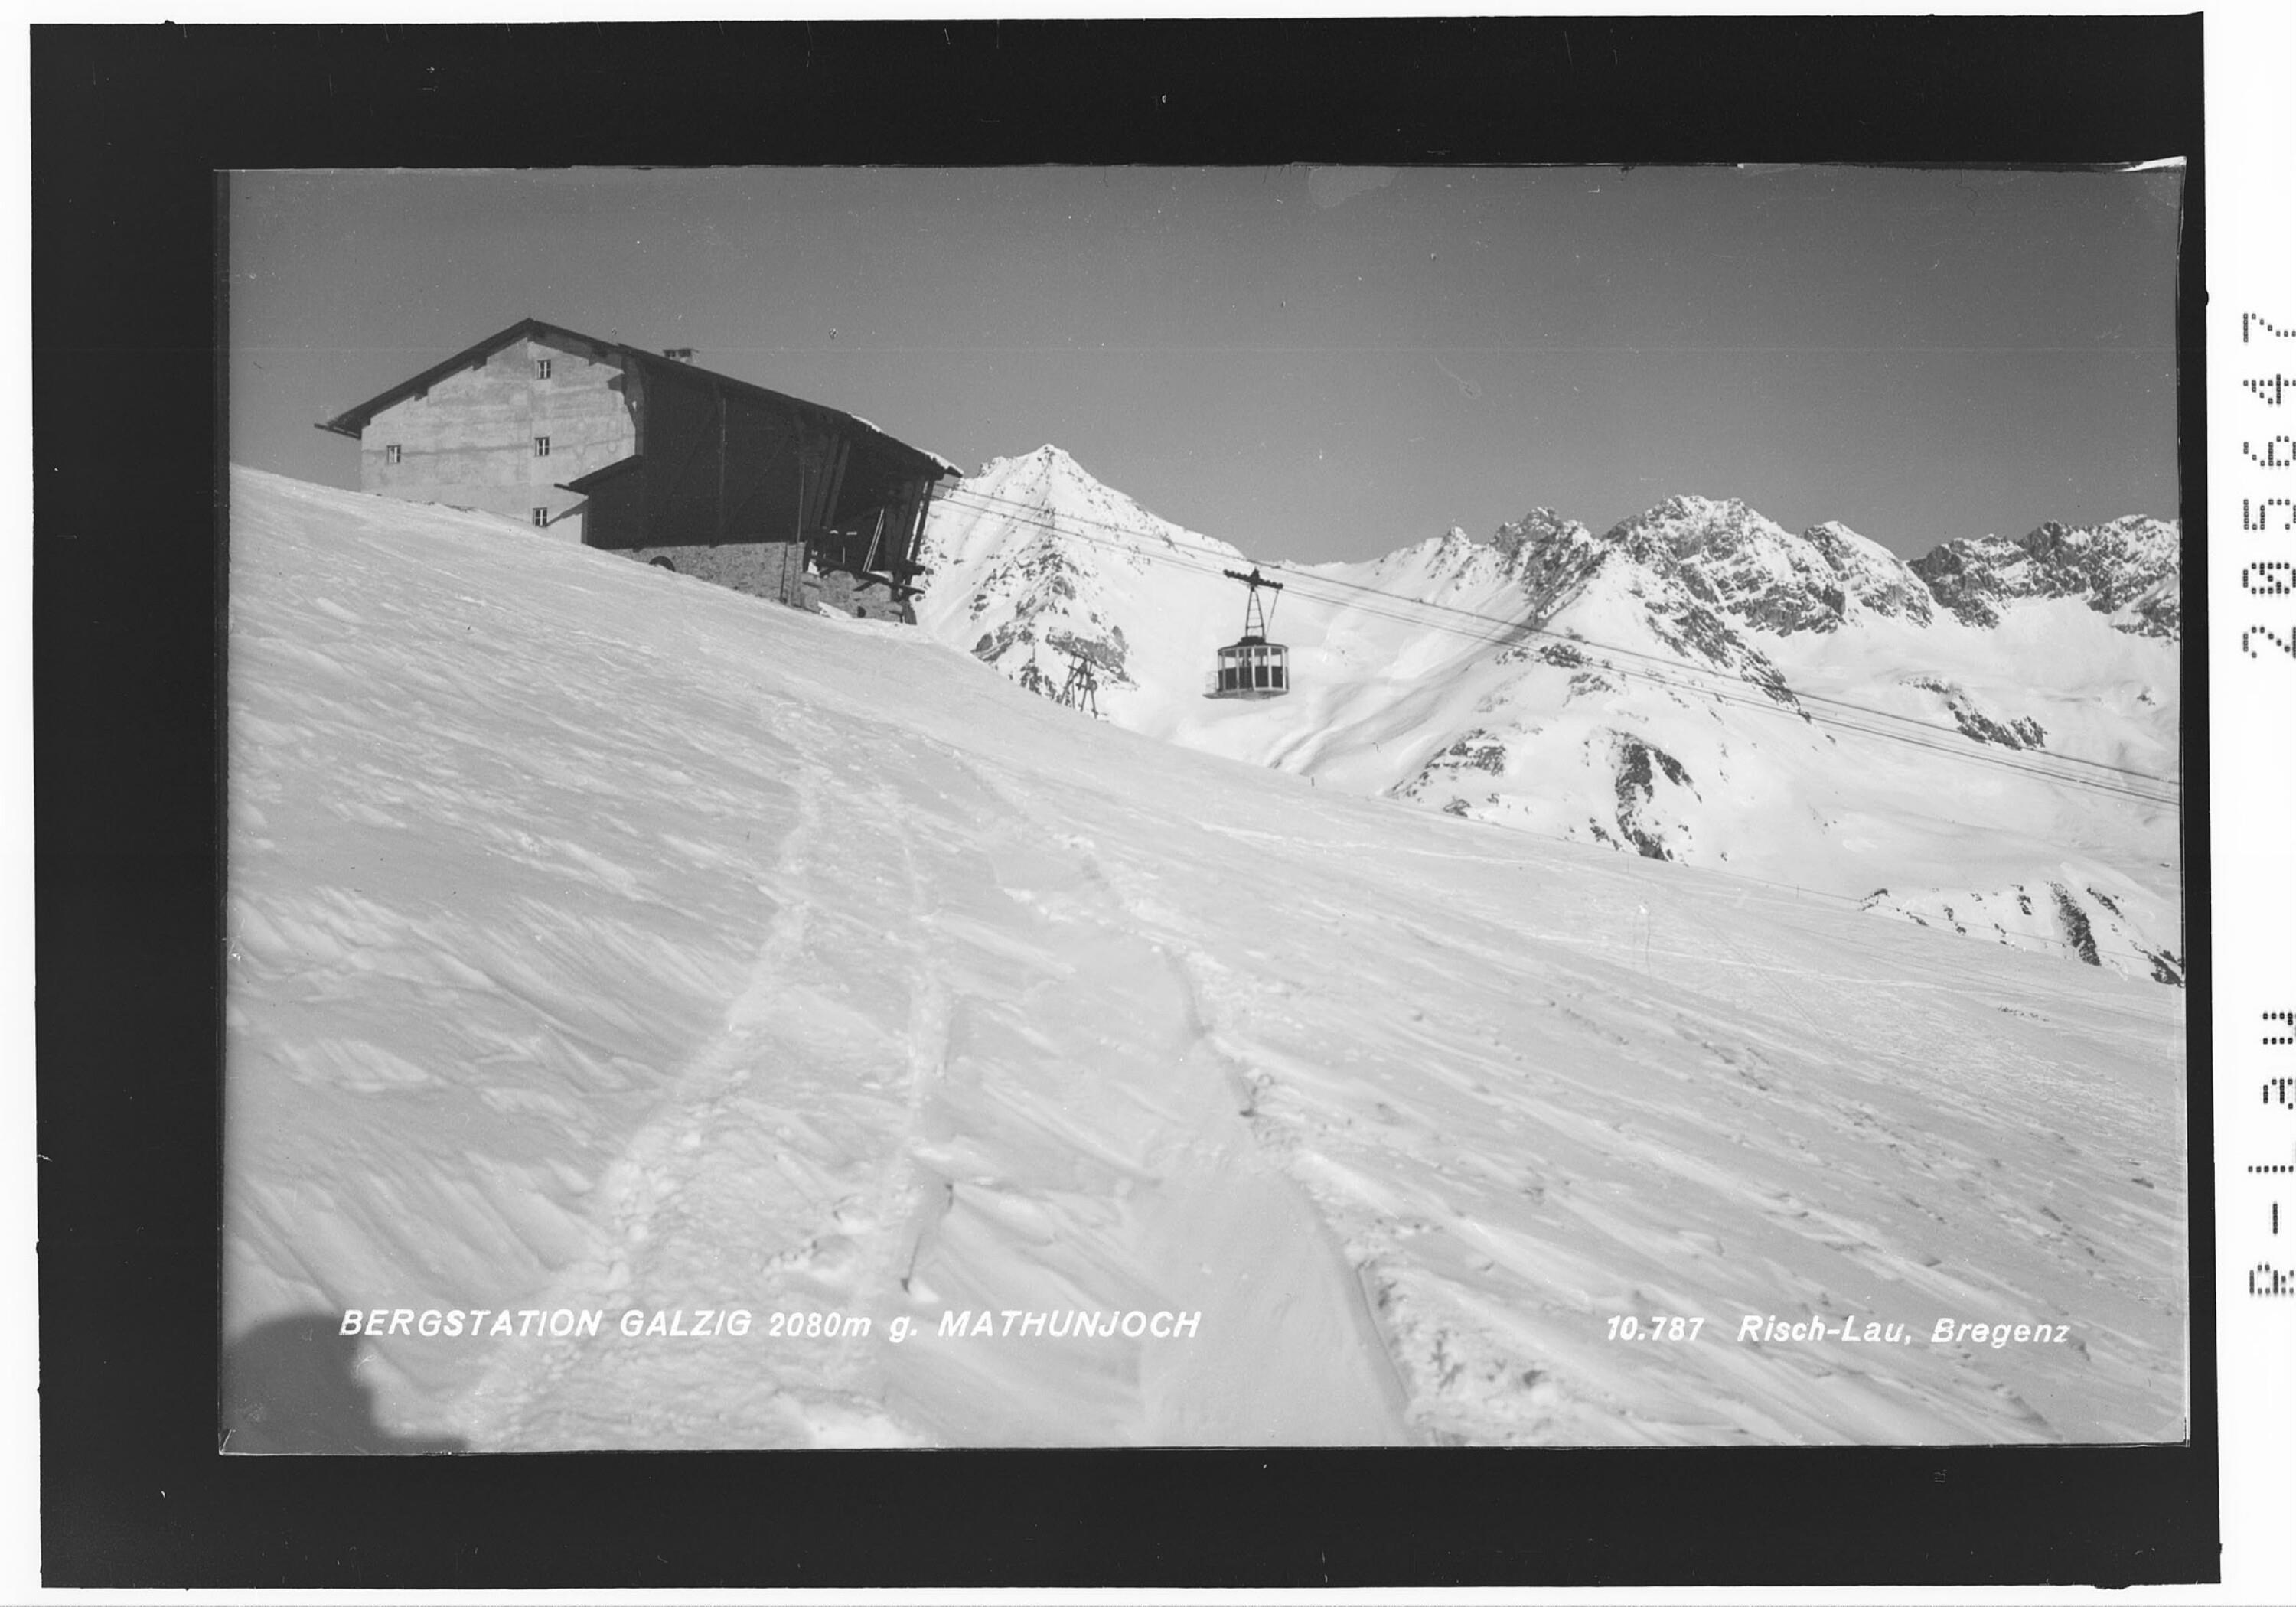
1208, 567, 1290, 699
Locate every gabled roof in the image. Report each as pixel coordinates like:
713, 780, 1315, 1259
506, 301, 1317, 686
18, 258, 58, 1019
313, 318, 593, 438
315, 315, 960, 481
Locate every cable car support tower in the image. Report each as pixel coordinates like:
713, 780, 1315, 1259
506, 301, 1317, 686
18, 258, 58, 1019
1055, 644, 1102, 719
1208, 567, 1290, 699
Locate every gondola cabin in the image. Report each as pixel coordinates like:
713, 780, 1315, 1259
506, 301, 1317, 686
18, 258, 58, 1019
1213, 640, 1289, 696
1207, 566, 1291, 699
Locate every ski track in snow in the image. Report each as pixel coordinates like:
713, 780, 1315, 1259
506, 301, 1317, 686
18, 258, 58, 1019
925, 753, 1413, 1442
455, 755, 941, 1448
225, 468, 2186, 1448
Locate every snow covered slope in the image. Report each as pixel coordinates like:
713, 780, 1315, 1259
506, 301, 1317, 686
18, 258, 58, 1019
227, 467, 2184, 1449
918, 453, 2184, 985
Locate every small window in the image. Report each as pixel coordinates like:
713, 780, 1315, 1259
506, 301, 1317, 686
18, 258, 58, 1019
533, 435, 551, 458
383, 444, 401, 464
532, 507, 550, 527
536, 359, 553, 380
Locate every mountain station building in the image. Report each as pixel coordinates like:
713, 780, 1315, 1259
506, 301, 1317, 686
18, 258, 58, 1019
316, 317, 960, 621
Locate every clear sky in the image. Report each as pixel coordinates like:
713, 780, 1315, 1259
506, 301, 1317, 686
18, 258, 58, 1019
230, 164, 2182, 563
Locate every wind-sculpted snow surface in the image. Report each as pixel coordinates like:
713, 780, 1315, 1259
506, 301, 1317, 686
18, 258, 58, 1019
916, 451, 2182, 983
228, 468, 2184, 1448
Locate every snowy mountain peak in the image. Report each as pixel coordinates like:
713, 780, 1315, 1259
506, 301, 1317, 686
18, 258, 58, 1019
1610, 492, 1766, 541
958, 444, 1236, 558
1518, 495, 1932, 637
976, 442, 1085, 481
920, 445, 1243, 698
1799, 520, 1937, 627
1493, 507, 1592, 558
1371, 524, 1478, 569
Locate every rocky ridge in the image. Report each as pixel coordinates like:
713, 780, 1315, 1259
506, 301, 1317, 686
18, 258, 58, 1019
1910, 516, 2180, 637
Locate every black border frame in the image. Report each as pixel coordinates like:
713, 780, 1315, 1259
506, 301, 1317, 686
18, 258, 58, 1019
33, 17, 2215, 1588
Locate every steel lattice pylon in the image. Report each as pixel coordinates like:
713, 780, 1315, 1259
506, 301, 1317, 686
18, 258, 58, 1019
1055, 646, 1101, 718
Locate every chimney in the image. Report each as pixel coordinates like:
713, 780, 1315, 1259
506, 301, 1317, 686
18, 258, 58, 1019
663, 347, 696, 363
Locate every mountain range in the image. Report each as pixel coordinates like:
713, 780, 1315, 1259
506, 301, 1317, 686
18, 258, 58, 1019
917, 448, 2183, 984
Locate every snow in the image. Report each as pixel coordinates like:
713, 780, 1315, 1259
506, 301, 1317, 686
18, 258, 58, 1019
821, 410, 962, 480
226, 466, 2186, 1449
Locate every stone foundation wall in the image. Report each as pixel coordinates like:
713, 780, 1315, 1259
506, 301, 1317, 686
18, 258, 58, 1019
625, 540, 807, 605
618, 541, 912, 624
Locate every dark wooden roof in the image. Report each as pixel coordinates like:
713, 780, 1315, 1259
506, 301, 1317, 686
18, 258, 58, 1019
315, 316, 958, 482
555, 455, 645, 494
